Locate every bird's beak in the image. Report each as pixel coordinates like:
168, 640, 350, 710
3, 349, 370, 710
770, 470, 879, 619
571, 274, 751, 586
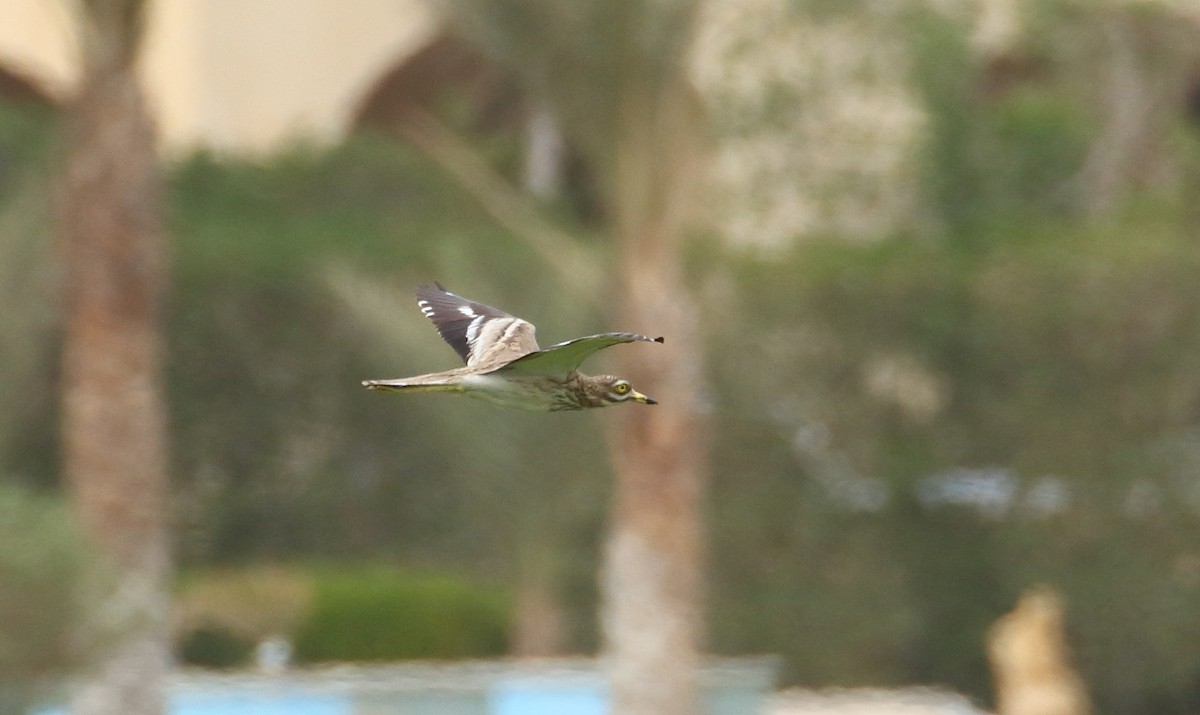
632, 390, 657, 405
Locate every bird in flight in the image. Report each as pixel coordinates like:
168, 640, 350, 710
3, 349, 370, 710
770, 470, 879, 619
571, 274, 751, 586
363, 283, 662, 411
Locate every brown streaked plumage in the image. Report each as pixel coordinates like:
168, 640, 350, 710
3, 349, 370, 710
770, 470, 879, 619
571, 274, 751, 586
362, 283, 663, 411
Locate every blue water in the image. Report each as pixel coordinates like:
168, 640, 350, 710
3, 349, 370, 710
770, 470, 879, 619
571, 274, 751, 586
488, 680, 607, 715
173, 692, 350, 715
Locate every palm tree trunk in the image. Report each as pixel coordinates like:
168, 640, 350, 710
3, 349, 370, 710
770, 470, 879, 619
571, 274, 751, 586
603, 77, 708, 715
604, 280, 706, 715
59, 2, 170, 713
416, 6, 710, 710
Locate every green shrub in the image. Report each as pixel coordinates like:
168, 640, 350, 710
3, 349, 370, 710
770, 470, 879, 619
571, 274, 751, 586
177, 626, 256, 669
175, 565, 313, 645
0, 484, 86, 708
292, 567, 510, 663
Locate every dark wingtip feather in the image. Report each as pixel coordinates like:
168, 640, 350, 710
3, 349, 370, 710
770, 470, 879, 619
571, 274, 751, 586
415, 281, 448, 298
653, 336, 664, 343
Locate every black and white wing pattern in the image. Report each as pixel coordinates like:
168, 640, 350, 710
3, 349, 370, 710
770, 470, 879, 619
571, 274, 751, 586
415, 283, 540, 367
493, 332, 663, 379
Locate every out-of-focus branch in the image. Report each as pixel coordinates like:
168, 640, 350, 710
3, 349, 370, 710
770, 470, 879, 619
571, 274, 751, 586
1075, 11, 1158, 221
388, 107, 602, 307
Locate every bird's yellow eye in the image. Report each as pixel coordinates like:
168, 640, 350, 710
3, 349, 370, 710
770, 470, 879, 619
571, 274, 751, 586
614, 382, 631, 395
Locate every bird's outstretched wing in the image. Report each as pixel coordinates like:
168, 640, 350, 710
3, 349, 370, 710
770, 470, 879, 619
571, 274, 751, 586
492, 332, 664, 379
415, 283, 540, 367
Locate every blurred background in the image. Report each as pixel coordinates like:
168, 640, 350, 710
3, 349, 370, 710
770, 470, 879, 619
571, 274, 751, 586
3, 0, 1200, 714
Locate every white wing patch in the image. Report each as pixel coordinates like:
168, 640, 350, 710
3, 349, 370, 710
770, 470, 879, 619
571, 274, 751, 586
413, 283, 542, 366
467, 316, 531, 366
464, 313, 487, 355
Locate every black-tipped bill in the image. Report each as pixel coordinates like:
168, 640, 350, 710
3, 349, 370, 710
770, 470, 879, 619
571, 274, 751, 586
629, 388, 656, 405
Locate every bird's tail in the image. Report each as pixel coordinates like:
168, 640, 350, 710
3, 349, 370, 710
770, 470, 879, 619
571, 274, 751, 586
362, 379, 464, 394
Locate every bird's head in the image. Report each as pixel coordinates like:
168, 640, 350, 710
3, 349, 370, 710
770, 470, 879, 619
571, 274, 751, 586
591, 375, 656, 407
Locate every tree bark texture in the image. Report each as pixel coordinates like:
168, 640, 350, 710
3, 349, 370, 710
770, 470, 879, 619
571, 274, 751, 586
59, 2, 170, 714
603, 76, 708, 715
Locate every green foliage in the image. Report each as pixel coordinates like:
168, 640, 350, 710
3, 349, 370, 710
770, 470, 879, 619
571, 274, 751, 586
0, 101, 60, 485
0, 100, 61, 179
910, 0, 1200, 241
165, 135, 610, 577
178, 627, 256, 669
169, 136, 508, 281
174, 565, 313, 656
448, 0, 702, 188
174, 565, 511, 667
0, 485, 85, 684
292, 567, 510, 662
705, 204, 1200, 708
5, 6, 1200, 714
905, 7, 1094, 241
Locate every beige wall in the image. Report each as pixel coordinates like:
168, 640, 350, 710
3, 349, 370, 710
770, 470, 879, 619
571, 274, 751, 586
0, 0, 78, 99
0, 0, 435, 155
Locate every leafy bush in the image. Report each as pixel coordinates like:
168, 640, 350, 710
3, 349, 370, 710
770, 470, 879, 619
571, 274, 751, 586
292, 567, 510, 663
177, 627, 256, 669
174, 565, 314, 667
0, 484, 85, 706
175, 565, 510, 666
707, 206, 1200, 707
176, 565, 313, 642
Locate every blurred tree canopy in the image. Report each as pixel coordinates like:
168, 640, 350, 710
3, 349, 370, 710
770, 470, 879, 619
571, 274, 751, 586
3, 1, 1200, 713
